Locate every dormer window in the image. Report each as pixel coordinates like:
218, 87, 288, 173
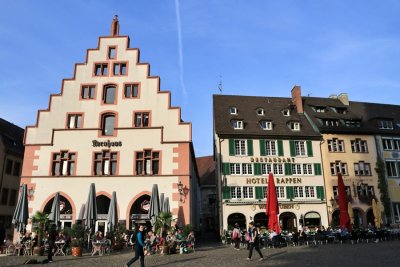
289, 122, 300, 131
322, 119, 340, 126
260, 121, 272, 130
256, 108, 265, 116
314, 106, 327, 113
336, 108, 348, 114
344, 120, 361, 128
229, 107, 237, 115
282, 109, 291, 116
378, 120, 394, 130
232, 120, 243, 129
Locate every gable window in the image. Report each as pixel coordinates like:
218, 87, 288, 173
13, 162, 21, 176
5, 159, 12, 175
67, 114, 83, 129
386, 161, 399, 177
256, 108, 265, 116
234, 140, 246, 155
102, 114, 115, 136
351, 139, 368, 153
108, 47, 116, 59
113, 62, 127, 75
229, 107, 237, 115
124, 84, 139, 98
294, 141, 306, 156
328, 138, 345, 152
289, 122, 300, 131
243, 187, 254, 199
94, 63, 108, 76
136, 150, 160, 175
52, 151, 76, 176
282, 109, 290, 116
276, 187, 285, 199
232, 120, 243, 129
231, 187, 242, 199
94, 150, 117, 175
336, 108, 348, 114
354, 162, 371, 176
265, 140, 277, 156
379, 120, 394, 130
330, 161, 348, 175
345, 120, 361, 128
103, 85, 116, 104
260, 121, 272, 130
81, 85, 95, 99
134, 112, 150, 127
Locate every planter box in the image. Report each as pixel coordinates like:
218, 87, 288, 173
71, 247, 83, 257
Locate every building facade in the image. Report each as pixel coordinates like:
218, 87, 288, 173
214, 87, 328, 234
0, 118, 24, 238
21, 17, 199, 234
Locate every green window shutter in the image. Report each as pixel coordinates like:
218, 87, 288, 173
229, 139, 235, 156
260, 140, 266, 156
284, 163, 292, 175
254, 163, 261, 175
222, 163, 231, 175
286, 186, 294, 200
247, 140, 254, 156
314, 163, 322, 175
290, 140, 296, 157
223, 187, 231, 199
307, 140, 313, 157
255, 187, 263, 199
277, 140, 284, 156
316, 186, 325, 200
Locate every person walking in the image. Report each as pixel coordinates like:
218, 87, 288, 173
126, 224, 146, 267
247, 222, 264, 261
232, 223, 241, 250
47, 224, 57, 263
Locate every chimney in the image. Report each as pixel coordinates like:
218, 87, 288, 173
111, 15, 120, 36
338, 93, 349, 106
291, 85, 303, 114
329, 94, 338, 99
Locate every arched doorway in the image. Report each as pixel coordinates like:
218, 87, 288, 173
354, 209, 364, 228
43, 195, 73, 229
366, 208, 374, 226
280, 212, 297, 232
254, 213, 268, 228
227, 213, 246, 229
129, 195, 151, 230
96, 195, 110, 235
331, 210, 340, 228
304, 212, 321, 228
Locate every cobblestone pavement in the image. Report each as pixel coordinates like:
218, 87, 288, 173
2, 241, 400, 267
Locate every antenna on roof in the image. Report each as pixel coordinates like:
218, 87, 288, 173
217, 75, 223, 94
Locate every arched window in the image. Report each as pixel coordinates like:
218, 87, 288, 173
102, 114, 115, 136
103, 85, 116, 104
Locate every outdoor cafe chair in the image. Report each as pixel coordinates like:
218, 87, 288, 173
14, 242, 24, 256
23, 241, 33, 256
91, 241, 103, 256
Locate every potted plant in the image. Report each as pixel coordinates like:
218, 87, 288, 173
31, 211, 49, 255
70, 224, 85, 257
154, 212, 172, 254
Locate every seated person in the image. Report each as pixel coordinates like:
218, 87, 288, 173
186, 231, 195, 248
166, 231, 176, 253
56, 232, 65, 242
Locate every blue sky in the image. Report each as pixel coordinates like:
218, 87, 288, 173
1, 0, 400, 157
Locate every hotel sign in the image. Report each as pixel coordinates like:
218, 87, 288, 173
250, 157, 295, 163
92, 140, 122, 148
246, 177, 302, 185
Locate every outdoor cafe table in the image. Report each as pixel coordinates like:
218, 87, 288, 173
54, 241, 66, 256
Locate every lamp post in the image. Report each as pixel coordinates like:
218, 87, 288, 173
178, 181, 184, 203
28, 186, 35, 200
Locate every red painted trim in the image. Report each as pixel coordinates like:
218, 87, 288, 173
48, 150, 78, 176
40, 191, 77, 222
132, 110, 152, 128
122, 82, 141, 99
92, 61, 110, 78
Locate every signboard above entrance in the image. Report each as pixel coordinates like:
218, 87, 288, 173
250, 157, 295, 163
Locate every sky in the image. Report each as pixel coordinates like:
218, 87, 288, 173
1, 0, 400, 157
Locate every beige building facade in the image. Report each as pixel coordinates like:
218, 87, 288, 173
20, 18, 199, 234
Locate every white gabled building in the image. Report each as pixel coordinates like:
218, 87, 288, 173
20, 17, 199, 234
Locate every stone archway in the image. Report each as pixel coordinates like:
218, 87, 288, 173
279, 212, 297, 232
43, 195, 73, 229
254, 212, 268, 228
304, 212, 321, 228
129, 194, 151, 230
227, 213, 246, 229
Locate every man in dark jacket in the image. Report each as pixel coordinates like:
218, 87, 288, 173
126, 224, 146, 267
47, 224, 57, 262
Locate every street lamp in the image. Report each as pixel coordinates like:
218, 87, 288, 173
28, 186, 35, 200
178, 181, 185, 203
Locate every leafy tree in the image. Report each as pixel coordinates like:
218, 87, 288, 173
31, 211, 49, 247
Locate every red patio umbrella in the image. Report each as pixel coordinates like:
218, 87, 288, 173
266, 173, 280, 234
337, 173, 352, 231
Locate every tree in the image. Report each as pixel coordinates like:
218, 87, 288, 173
31, 211, 49, 248
154, 212, 172, 238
